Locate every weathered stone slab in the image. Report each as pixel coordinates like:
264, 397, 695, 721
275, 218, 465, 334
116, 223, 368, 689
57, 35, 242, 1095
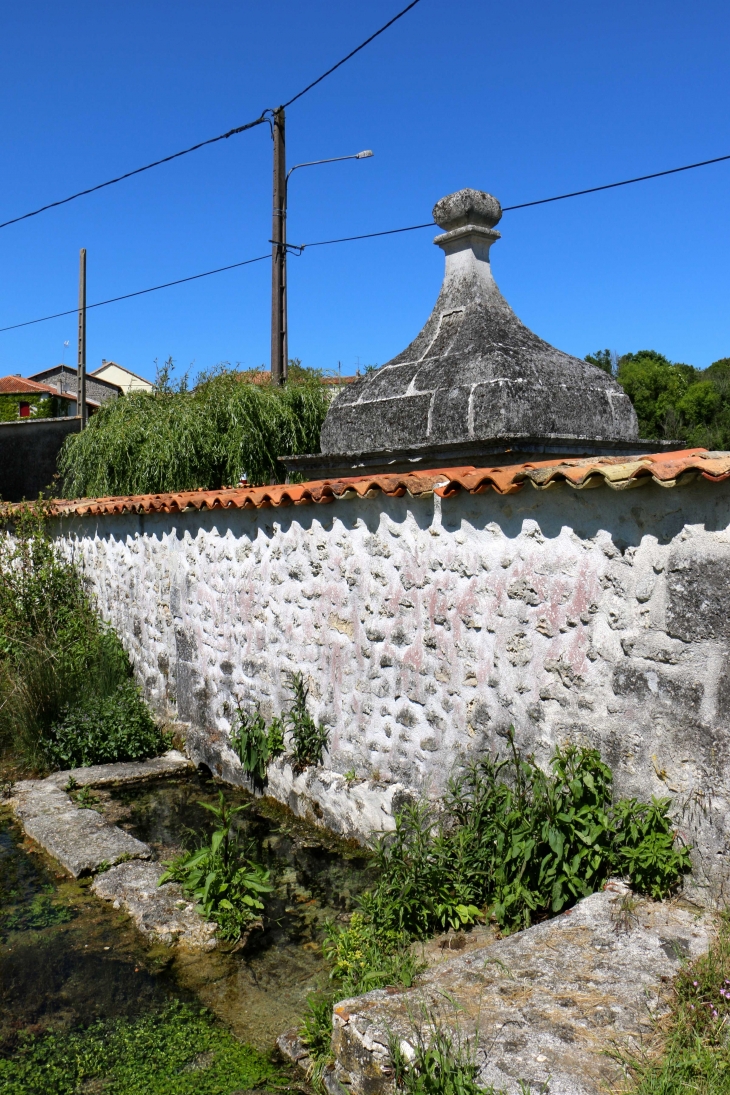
92, 861, 217, 950
46, 749, 192, 790
331, 883, 715, 1095
10, 779, 151, 877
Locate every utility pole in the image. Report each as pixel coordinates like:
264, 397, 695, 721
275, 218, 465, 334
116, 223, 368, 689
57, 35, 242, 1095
77, 248, 87, 428
270, 107, 287, 385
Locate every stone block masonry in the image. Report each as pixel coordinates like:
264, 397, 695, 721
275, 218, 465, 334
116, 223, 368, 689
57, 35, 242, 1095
51, 471, 730, 891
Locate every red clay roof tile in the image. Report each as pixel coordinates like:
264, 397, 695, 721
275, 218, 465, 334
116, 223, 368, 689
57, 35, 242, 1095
31, 449, 730, 518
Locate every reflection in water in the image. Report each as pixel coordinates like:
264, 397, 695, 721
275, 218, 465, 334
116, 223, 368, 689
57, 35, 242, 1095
0, 773, 373, 1052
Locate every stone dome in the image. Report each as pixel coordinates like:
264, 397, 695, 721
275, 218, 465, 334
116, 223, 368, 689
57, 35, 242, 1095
317, 188, 639, 459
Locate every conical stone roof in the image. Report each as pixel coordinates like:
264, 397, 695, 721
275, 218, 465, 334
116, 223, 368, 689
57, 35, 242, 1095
284, 189, 677, 479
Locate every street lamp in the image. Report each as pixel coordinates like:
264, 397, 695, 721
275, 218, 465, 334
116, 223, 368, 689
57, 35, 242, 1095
270, 106, 373, 384
286, 150, 374, 184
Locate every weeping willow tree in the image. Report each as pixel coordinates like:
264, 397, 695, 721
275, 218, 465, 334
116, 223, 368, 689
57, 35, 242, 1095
57, 368, 330, 498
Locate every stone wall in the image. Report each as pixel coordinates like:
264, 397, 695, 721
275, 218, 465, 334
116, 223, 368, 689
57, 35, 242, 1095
0, 416, 80, 502
53, 477, 730, 893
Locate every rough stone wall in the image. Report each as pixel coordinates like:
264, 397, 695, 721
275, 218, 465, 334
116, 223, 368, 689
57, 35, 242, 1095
54, 478, 730, 892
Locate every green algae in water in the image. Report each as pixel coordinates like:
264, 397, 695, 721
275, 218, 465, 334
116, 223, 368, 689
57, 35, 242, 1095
0, 1001, 290, 1095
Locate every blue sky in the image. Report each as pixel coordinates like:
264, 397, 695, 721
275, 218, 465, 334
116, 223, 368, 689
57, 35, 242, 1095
0, 0, 728, 384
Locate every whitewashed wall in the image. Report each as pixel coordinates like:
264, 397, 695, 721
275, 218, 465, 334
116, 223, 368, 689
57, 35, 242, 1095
55, 478, 730, 892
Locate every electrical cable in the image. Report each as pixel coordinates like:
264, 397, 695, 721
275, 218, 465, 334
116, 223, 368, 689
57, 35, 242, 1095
500, 151, 730, 211
281, 0, 423, 109
0, 254, 269, 333
2, 146, 730, 334
0, 119, 268, 232
0, 0, 424, 233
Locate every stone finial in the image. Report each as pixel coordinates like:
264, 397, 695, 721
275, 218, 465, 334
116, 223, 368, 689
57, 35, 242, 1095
432, 188, 502, 231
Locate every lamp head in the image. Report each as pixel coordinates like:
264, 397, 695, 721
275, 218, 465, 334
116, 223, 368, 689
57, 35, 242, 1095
356, 150, 374, 159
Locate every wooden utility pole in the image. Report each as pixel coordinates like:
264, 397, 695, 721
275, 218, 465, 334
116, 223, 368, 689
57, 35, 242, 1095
77, 248, 87, 428
270, 107, 287, 385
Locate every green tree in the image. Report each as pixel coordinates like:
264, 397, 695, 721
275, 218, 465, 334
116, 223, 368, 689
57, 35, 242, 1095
616, 350, 690, 439
58, 366, 330, 498
585, 349, 615, 375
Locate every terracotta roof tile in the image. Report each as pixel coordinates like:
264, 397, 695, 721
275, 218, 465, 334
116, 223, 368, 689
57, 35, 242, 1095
0, 375, 73, 397
29, 449, 730, 517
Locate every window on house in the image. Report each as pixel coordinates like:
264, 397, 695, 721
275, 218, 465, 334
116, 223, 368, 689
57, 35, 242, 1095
19, 402, 30, 417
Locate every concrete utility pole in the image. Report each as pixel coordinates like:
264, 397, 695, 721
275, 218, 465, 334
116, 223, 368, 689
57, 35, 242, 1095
270, 108, 287, 385
77, 248, 87, 428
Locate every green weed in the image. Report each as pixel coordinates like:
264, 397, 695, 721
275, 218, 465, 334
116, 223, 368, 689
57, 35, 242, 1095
324, 911, 423, 996
360, 732, 691, 940
389, 1023, 486, 1095
0, 1000, 283, 1095
159, 791, 272, 942
285, 671, 329, 771
70, 784, 103, 810
299, 993, 337, 1088
230, 702, 285, 790
1, 892, 73, 937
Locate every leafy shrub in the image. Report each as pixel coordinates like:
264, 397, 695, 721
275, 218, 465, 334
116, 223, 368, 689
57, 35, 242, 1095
612, 797, 694, 901
304, 737, 690, 1086
360, 732, 691, 941
320, 732, 691, 1028
159, 792, 272, 942
58, 366, 331, 498
44, 679, 166, 769
285, 671, 329, 770
230, 702, 285, 790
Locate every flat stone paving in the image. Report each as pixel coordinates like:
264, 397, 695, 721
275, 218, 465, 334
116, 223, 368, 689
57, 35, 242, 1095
8, 750, 216, 950
45, 749, 193, 789
92, 861, 217, 950
330, 882, 715, 1095
10, 778, 151, 877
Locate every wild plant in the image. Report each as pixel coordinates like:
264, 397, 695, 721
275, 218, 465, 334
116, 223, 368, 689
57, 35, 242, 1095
323, 911, 423, 996
159, 791, 272, 942
388, 1021, 484, 1095
322, 729, 692, 1018
230, 702, 285, 790
615, 916, 730, 1094
299, 993, 337, 1088
284, 671, 329, 770
612, 796, 692, 900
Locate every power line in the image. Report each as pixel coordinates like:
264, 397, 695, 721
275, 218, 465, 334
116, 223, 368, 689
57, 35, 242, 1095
295, 222, 435, 249
292, 148, 730, 247
0, 255, 269, 333
500, 151, 730, 211
2, 146, 730, 335
0, 0, 425, 234
0, 119, 268, 232
281, 0, 423, 109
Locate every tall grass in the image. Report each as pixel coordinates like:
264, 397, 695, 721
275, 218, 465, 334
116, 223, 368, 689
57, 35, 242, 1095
0, 505, 165, 773
57, 368, 330, 498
